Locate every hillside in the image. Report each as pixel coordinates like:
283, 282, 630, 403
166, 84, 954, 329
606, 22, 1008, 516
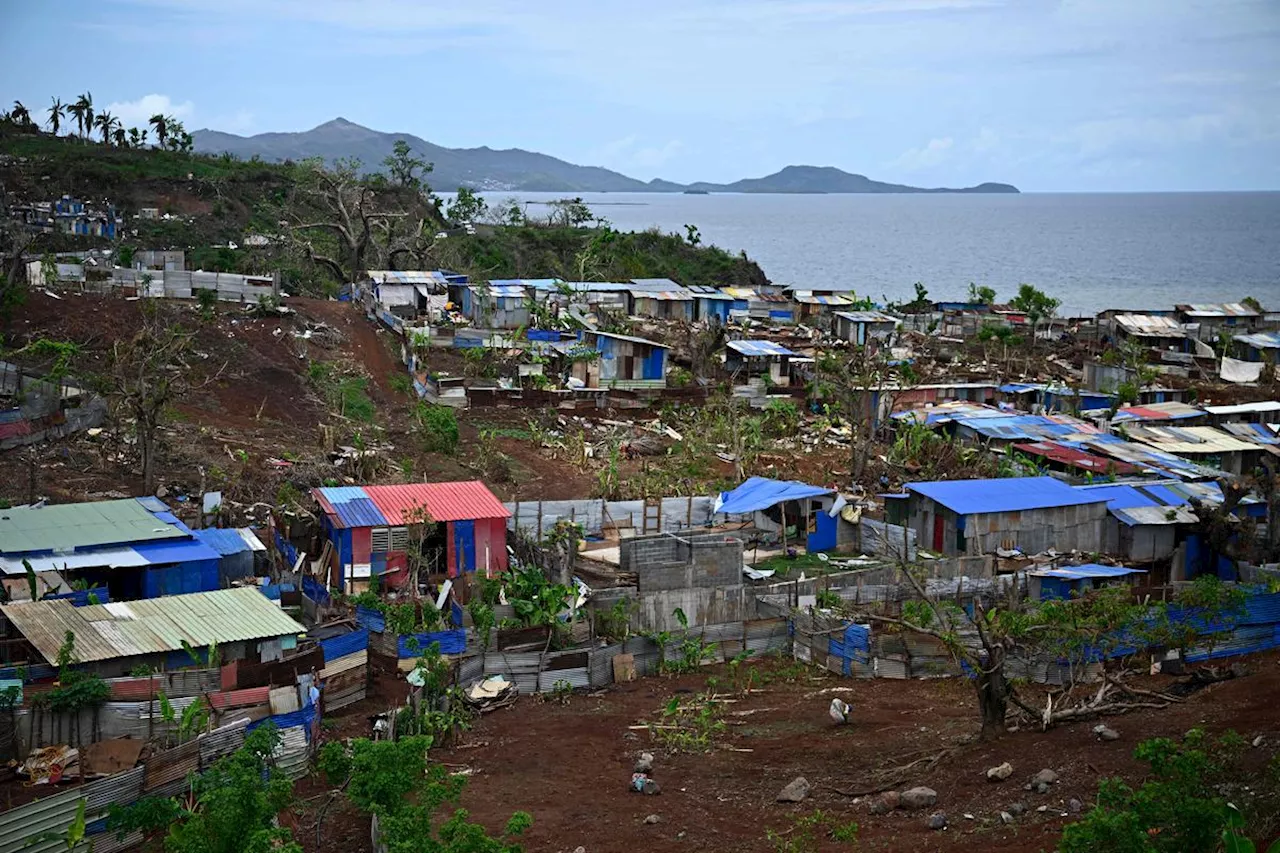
687, 165, 1020, 194
192, 118, 1018, 194
1, 127, 768, 296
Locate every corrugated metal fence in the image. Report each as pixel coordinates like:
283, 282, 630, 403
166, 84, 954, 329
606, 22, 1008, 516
0, 719, 250, 853
471, 618, 790, 694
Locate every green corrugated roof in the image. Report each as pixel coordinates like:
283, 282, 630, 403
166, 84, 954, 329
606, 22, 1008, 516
1, 587, 306, 664
0, 499, 186, 554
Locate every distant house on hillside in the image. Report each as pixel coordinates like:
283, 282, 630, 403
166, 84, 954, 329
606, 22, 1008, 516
629, 279, 694, 322
725, 339, 798, 386
1175, 303, 1263, 340
832, 310, 899, 349
570, 330, 669, 389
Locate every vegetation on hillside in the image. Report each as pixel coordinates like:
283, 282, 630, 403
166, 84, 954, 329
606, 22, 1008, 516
1, 113, 770, 298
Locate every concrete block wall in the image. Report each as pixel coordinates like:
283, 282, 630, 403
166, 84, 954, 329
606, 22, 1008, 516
622, 531, 745, 591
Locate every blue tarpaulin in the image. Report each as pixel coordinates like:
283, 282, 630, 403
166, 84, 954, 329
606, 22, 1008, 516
717, 476, 832, 515
398, 629, 466, 657
906, 477, 1108, 516
318, 629, 368, 662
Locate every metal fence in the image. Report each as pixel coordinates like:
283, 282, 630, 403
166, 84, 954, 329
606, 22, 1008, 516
465, 618, 790, 694
0, 718, 250, 853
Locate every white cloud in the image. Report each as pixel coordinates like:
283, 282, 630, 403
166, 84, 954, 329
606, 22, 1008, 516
891, 136, 954, 171
104, 93, 194, 128
589, 136, 684, 176
205, 109, 255, 134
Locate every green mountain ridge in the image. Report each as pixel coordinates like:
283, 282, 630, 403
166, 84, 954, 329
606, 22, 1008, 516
191, 118, 1019, 195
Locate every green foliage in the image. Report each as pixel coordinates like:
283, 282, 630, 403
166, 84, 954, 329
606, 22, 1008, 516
384, 139, 432, 190
593, 598, 634, 642
667, 366, 693, 388
767, 810, 858, 853
1058, 729, 1257, 853
388, 372, 413, 396
653, 692, 726, 753
505, 565, 573, 629
195, 287, 218, 320
968, 282, 996, 304
448, 187, 488, 226
109, 724, 301, 853
762, 399, 800, 437
815, 589, 841, 609
416, 402, 460, 454
1010, 283, 1061, 326
978, 323, 1021, 345
35, 632, 111, 714
321, 735, 532, 853
308, 361, 376, 423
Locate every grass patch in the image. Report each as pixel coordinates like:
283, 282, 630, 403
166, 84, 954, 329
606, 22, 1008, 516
750, 551, 834, 578
308, 361, 376, 423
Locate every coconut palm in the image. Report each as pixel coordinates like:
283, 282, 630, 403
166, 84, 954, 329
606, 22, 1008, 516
47, 98, 64, 135
149, 113, 168, 148
94, 110, 114, 144
72, 92, 93, 137
11, 101, 32, 127
112, 125, 127, 147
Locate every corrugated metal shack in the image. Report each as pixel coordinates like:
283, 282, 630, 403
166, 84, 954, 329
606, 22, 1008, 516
0, 498, 223, 601
457, 282, 531, 329
0, 587, 305, 677
896, 477, 1109, 556
725, 339, 797, 386
687, 285, 734, 324
831, 310, 899, 348
630, 279, 694, 322
572, 331, 669, 390
313, 481, 512, 591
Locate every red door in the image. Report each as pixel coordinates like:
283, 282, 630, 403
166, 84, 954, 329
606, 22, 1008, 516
933, 515, 945, 552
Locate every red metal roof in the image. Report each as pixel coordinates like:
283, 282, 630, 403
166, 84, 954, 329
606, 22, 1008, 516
1014, 441, 1139, 475
362, 482, 511, 523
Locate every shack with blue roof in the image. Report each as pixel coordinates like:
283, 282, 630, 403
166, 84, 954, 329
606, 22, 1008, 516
894, 477, 1110, 557
0, 497, 223, 600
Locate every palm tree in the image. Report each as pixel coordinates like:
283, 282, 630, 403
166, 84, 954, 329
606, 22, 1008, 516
149, 113, 168, 148
11, 101, 32, 128
66, 100, 85, 137
72, 92, 93, 137
165, 119, 186, 150
47, 98, 64, 135
94, 111, 114, 144
128, 127, 144, 147
112, 125, 127, 147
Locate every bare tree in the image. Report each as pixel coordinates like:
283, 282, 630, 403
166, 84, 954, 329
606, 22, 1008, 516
106, 301, 221, 493
817, 345, 919, 485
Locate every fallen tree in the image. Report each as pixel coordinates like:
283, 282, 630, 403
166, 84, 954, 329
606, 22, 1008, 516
849, 570, 1249, 740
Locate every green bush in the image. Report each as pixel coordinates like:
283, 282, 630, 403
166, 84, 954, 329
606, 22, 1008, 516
416, 403, 459, 454
1059, 729, 1259, 853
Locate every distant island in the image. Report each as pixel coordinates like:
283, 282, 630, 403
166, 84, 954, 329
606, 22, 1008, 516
192, 118, 1019, 195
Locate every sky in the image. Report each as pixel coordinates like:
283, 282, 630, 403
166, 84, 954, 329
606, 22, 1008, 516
3, 0, 1279, 191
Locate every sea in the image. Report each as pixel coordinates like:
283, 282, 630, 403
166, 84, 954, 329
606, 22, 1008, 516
474, 191, 1280, 317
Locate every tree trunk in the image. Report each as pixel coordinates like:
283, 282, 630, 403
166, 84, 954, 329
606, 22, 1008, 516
975, 653, 1010, 740
139, 423, 156, 494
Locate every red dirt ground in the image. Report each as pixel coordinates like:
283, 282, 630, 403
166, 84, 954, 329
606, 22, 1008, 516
293, 653, 1280, 853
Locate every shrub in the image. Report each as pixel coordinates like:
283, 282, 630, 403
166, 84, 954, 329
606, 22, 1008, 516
416, 403, 459, 454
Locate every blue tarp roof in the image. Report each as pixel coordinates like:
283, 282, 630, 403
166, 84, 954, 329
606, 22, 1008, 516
717, 476, 832, 515
1072, 484, 1160, 510
726, 340, 798, 357
906, 477, 1109, 515
1034, 563, 1146, 580
192, 528, 253, 556
130, 536, 221, 565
